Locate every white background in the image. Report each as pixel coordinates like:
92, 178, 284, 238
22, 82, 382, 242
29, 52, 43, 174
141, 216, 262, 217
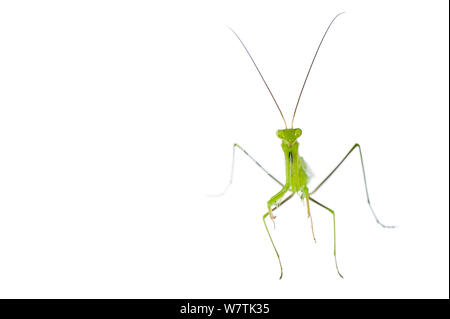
0, 0, 448, 298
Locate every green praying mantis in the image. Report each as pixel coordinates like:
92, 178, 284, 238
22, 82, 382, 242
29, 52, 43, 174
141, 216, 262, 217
212, 13, 395, 279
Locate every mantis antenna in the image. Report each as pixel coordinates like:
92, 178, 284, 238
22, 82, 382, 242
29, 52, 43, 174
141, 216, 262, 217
291, 12, 345, 128
228, 27, 288, 129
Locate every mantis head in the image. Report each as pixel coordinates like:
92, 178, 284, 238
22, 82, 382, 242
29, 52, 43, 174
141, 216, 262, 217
277, 128, 302, 144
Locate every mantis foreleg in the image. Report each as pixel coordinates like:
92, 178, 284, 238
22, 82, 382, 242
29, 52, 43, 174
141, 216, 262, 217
267, 185, 289, 220
303, 192, 316, 242
310, 143, 394, 228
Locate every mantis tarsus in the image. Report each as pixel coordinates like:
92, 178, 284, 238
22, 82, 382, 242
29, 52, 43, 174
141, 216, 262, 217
215, 13, 395, 279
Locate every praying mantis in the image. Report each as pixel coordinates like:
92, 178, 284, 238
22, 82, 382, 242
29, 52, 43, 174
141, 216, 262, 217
213, 13, 395, 279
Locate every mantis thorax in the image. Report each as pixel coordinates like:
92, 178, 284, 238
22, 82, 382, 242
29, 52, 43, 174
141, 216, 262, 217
276, 128, 308, 193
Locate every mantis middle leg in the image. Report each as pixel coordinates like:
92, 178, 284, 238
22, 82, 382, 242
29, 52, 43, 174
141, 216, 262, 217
310, 143, 394, 228
211, 143, 283, 197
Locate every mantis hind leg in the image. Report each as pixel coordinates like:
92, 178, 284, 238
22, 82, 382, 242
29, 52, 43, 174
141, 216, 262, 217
309, 197, 343, 278
262, 193, 294, 279
310, 143, 395, 228
210, 143, 283, 197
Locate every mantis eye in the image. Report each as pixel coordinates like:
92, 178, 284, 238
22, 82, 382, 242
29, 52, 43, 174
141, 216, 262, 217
295, 129, 302, 138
